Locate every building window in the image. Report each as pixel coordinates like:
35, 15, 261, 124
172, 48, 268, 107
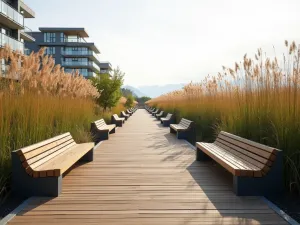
43, 47, 55, 55
60, 33, 66, 42
44, 33, 56, 43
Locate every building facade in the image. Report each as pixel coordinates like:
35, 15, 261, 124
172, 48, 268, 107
0, 0, 35, 52
99, 61, 113, 76
25, 27, 101, 78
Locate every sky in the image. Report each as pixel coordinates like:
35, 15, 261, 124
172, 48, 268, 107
25, 0, 300, 87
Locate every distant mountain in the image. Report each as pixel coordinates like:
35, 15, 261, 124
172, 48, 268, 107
123, 85, 147, 98
123, 83, 186, 98
138, 84, 185, 98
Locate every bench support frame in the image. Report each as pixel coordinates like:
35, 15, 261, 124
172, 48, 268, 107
91, 124, 116, 143
111, 117, 124, 127
196, 148, 284, 196
161, 116, 175, 127
11, 148, 94, 198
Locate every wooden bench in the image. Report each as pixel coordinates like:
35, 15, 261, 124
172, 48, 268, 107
148, 107, 156, 113
145, 106, 152, 112
155, 111, 164, 120
196, 131, 283, 196
152, 109, 159, 116
111, 114, 125, 127
160, 113, 175, 127
131, 107, 137, 113
170, 118, 195, 140
126, 109, 133, 116
120, 111, 129, 120
91, 119, 116, 142
11, 132, 94, 197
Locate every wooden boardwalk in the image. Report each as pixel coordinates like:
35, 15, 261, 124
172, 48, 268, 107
8, 110, 287, 224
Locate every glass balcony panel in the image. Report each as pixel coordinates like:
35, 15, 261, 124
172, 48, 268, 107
0, 33, 24, 52
0, 0, 24, 26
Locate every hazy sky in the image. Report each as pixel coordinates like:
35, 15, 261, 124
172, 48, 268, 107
25, 0, 300, 86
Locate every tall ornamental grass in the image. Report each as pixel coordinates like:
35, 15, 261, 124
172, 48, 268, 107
147, 41, 300, 193
0, 47, 100, 201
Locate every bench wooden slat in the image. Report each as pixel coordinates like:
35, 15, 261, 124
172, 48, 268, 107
35, 142, 94, 177
202, 142, 263, 177
221, 131, 277, 154
18, 133, 71, 155
218, 133, 276, 161
30, 142, 77, 176
197, 143, 245, 176
215, 138, 272, 168
23, 139, 75, 168
21, 135, 74, 162
201, 143, 259, 173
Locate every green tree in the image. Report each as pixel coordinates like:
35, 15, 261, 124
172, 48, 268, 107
92, 67, 124, 111
121, 88, 135, 98
125, 94, 135, 108
137, 96, 151, 104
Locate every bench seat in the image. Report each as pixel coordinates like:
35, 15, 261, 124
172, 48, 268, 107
12, 132, 94, 197
196, 131, 283, 196
32, 143, 94, 177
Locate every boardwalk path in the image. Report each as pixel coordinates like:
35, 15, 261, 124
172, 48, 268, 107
9, 110, 287, 224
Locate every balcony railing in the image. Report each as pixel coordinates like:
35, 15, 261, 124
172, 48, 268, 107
61, 61, 100, 71
64, 70, 97, 78
0, 33, 24, 52
0, 0, 24, 27
61, 50, 99, 59
61, 37, 87, 43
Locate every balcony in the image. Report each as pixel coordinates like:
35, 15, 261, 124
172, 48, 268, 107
20, 26, 35, 42
19, 0, 35, 18
61, 61, 100, 72
0, 33, 24, 52
61, 50, 100, 63
0, 0, 24, 29
64, 69, 97, 78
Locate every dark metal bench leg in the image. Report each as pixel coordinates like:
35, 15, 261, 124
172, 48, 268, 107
170, 127, 176, 134
196, 148, 212, 161
110, 127, 116, 134
177, 131, 187, 139
233, 152, 284, 196
80, 148, 94, 162
12, 152, 62, 197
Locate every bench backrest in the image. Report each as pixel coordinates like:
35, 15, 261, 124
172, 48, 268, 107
214, 131, 278, 171
121, 111, 128, 116
94, 119, 108, 129
165, 113, 172, 120
157, 111, 164, 116
14, 133, 76, 177
112, 114, 120, 120
179, 118, 193, 129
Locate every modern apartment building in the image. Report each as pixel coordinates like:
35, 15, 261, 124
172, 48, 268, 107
99, 61, 113, 75
25, 27, 101, 78
0, 0, 35, 52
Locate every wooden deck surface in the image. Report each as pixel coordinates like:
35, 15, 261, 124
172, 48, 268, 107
8, 109, 287, 224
